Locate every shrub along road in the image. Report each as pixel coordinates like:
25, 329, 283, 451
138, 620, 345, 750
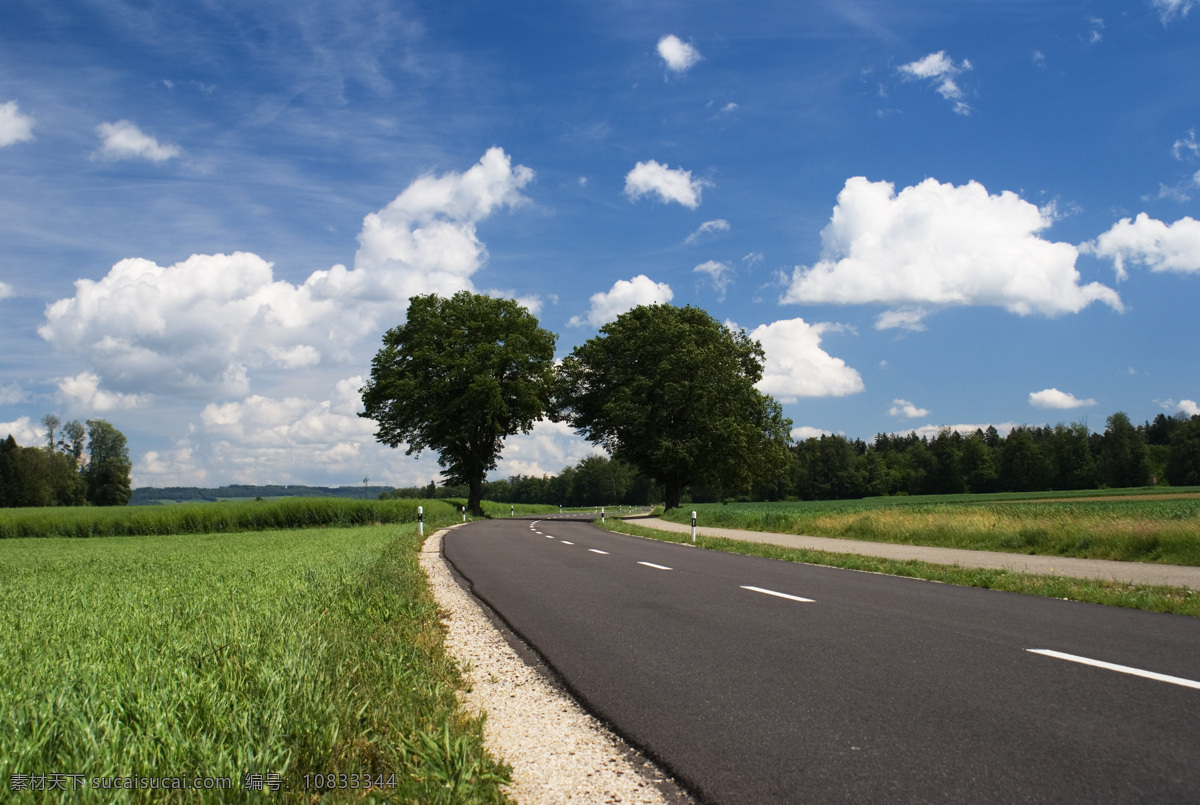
443, 516, 1200, 804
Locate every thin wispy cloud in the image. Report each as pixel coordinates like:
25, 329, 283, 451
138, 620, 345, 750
1152, 0, 1197, 23
898, 51, 972, 115
693, 260, 733, 300
685, 219, 730, 243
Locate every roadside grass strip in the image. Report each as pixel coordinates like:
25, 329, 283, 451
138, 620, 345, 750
599, 519, 1200, 617
0, 520, 513, 804
1027, 650, 1200, 690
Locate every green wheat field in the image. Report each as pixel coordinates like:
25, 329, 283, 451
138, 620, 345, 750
0, 499, 551, 804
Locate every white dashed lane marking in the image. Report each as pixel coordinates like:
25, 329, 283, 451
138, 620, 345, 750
740, 585, 815, 603
1027, 649, 1200, 690
589, 549, 609, 555
638, 561, 673, 571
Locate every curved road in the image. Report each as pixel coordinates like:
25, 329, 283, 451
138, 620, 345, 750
443, 515, 1200, 804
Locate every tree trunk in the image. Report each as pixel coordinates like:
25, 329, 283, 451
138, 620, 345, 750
468, 474, 484, 516
664, 479, 682, 511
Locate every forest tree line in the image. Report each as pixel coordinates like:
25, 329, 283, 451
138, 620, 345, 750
0, 417, 133, 507
387, 410, 1200, 506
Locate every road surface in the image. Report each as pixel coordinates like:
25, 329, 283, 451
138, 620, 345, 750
443, 515, 1200, 803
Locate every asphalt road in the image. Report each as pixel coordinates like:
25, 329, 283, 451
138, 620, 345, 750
442, 516, 1200, 804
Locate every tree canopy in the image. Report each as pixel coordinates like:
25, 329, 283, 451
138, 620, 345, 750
360, 291, 557, 514
557, 304, 792, 509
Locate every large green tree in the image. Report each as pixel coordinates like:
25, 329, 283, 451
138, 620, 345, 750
85, 419, 133, 506
557, 304, 792, 510
360, 291, 557, 515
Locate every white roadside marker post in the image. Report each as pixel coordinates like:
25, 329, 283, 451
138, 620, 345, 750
691, 510, 697, 543
461, 506, 466, 523
601, 506, 605, 523
418, 505, 424, 538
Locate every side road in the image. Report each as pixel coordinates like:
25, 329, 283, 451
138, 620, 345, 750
633, 516, 1200, 590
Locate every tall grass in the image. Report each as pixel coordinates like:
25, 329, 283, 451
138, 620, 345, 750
0, 497, 558, 540
661, 494, 1200, 565
0, 518, 512, 803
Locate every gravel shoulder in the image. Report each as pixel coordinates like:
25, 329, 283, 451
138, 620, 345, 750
420, 525, 692, 805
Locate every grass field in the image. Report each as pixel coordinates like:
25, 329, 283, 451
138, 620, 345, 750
660, 488, 1200, 566
0, 509, 517, 803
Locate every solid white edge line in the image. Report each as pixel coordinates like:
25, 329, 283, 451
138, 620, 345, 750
1027, 649, 1200, 690
637, 561, 672, 570
589, 549, 609, 555
740, 585, 815, 603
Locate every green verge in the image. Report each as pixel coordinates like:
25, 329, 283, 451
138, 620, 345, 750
599, 518, 1200, 618
0, 518, 513, 804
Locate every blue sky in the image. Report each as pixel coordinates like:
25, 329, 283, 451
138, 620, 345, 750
2, 0, 1199, 489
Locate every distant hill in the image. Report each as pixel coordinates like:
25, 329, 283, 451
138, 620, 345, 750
131, 484, 394, 504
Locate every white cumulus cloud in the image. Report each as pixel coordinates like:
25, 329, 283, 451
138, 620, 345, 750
0, 417, 43, 446
92, 120, 181, 162
39, 252, 337, 397
133, 377, 440, 487
747, 318, 864, 402
1083, 213, 1200, 279
1160, 398, 1200, 416
904, 422, 1020, 440
791, 426, 834, 441
0, 280, 12, 299
58, 371, 147, 411
657, 35, 702, 74
494, 419, 603, 479
888, 399, 929, 418
898, 51, 972, 115
625, 160, 710, 209
39, 148, 535, 399
0, 101, 34, 147
782, 176, 1123, 329
1029, 388, 1097, 409
569, 275, 674, 328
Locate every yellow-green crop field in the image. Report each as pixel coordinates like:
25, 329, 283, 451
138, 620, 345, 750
663, 490, 1200, 566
